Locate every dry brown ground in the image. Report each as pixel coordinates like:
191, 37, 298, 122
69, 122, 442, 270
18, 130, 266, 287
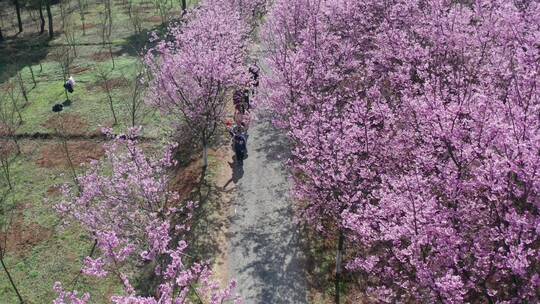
43, 113, 90, 135
35, 140, 104, 168
89, 51, 115, 62
86, 76, 130, 91
0, 204, 53, 257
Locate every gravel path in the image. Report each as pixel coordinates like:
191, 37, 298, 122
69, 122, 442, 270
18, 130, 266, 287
226, 114, 308, 303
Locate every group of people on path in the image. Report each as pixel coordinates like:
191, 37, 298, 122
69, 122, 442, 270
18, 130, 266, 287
58, 65, 260, 166
227, 64, 260, 164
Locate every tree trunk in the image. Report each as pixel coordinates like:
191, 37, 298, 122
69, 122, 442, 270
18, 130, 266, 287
60, 132, 78, 187
1, 159, 12, 190
10, 97, 23, 124
17, 72, 28, 104
107, 93, 117, 125
0, 257, 24, 303
80, 16, 86, 35
39, 3, 45, 34
14, 0, 23, 33
28, 65, 36, 88
108, 44, 115, 69
0, 27, 3, 41
46, 2, 53, 39
334, 230, 344, 304
131, 98, 136, 127
181, 0, 186, 13
202, 141, 208, 170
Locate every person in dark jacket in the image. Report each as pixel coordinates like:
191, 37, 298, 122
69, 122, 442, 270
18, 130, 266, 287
63, 76, 75, 93
249, 64, 260, 93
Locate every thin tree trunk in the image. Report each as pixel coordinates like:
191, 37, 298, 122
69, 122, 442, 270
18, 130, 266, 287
79, 0, 86, 36
12, 137, 21, 155
108, 44, 115, 69
1, 159, 12, 190
46, 2, 53, 39
0, 27, 3, 41
14, 0, 23, 33
60, 134, 78, 187
62, 71, 69, 101
202, 140, 208, 170
181, 0, 186, 14
69, 239, 97, 288
131, 97, 136, 127
39, 4, 45, 34
28, 65, 36, 88
131, 104, 136, 127
17, 72, 28, 104
104, 84, 117, 125
9, 91, 23, 124
81, 18, 86, 35
334, 230, 344, 304
0, 257, 24, 303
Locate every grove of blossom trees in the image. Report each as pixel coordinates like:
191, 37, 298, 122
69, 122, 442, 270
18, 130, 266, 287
50, 0, 264, 301
145, 0, 250, 172
262, 0, 540, 303
53, 128, 240, 304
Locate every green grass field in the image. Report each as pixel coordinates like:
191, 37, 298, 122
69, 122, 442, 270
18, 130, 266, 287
0, 0, 198, 302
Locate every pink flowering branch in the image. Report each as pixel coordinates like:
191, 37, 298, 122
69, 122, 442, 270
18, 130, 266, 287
262, 0, 540, 302
53, 127, 239, 303
145, 0, 250, 172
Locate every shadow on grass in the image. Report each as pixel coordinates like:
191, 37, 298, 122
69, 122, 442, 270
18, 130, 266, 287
0, 33, 50, 83
114, 21, 169, 57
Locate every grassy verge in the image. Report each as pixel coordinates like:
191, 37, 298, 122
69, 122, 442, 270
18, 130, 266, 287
0, 0, 193, 302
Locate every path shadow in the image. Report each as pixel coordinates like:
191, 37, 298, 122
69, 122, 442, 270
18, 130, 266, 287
0, 33, 50, 83
254, 116, 291, 164
229, 201, 308, 303
223, 155, 245, 190
226, 114, 307, 303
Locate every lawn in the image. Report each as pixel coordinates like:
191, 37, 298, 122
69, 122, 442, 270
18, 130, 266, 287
0, 0, 198, 302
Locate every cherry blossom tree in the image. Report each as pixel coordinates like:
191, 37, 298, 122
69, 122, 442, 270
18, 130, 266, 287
343, 1, 540, 302
227, 0, 267, 29
261, 1, 393, 302
53, 128, 240, 303
262, 0, 540, 302
146, 0, 250, 174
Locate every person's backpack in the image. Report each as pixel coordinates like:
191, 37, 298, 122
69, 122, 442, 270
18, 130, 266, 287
64, 82, 74, 93
233, 90, 243, 105
234, 134, 246, 149
249, 66, 260, 88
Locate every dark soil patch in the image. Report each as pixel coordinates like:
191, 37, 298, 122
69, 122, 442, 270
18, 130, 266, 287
86, 77, 130, 91
71, 65, 91, 75
0, 140, 18, 159
42, 113, 89, 135
170, 158, 202, 201
36, 140, 105, 168
145, 15, 163, 23
0, 123, 15, 136
0, 205, 53, 257
46, 185, 62, 197
89, 51, 113, 62
80, 23, 97, 30
139, 4, 155, 10
0, 82, 15, 91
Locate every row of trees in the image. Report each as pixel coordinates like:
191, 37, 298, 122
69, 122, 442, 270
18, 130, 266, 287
54, 128, 240, 304
50, 0, 268, 302
145, 0, 250, 174
1, 0, 54, 39
262, 0, 540, 303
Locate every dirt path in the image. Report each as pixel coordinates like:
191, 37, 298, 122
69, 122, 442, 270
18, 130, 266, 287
225, 113, 308, 303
